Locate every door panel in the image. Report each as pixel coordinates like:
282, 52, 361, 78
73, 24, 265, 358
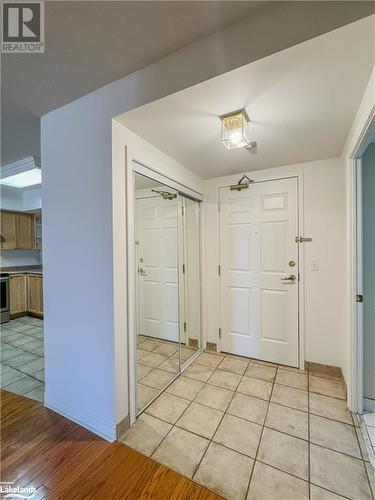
10, 275, 27, 314
260, 289, 287, 342
220, 177, 299, 367
17, 213, 35, 249
260, 222, 286, 272
136, 196, 179, 342
0, 211, 17, 249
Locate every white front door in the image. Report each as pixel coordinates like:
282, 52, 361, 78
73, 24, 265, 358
219, 177, 299, 367
136, 196, 179, 342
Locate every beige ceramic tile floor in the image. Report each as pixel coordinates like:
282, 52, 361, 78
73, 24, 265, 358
1, 316, 44, 402
124, 351, 375, 500
363, 412, 375, 460
137, 335, 197, 410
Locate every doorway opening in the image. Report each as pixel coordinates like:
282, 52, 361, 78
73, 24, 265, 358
0, 158, 44, 403
353, 116, 375, 459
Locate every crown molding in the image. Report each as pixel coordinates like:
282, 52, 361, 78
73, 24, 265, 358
1, 156, 41, 179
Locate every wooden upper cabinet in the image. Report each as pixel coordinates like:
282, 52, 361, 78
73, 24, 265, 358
0, 211, 17, 249
9, 274, 27, 315
0, 210, 36, 249
16, 213, 36, 249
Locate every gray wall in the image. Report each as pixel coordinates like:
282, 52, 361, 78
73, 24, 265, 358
363, 142, 375, 401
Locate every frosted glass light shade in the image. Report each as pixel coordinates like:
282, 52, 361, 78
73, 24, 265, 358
220, 109, 250, 149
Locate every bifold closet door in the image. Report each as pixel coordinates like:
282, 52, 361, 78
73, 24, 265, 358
219, 177, 299, 367
179, 197, 202, 363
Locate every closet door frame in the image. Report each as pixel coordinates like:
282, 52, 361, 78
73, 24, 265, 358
126, 154, 204, 425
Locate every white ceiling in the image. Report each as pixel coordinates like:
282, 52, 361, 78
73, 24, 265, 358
2, 1, 374, 167
1, 1, 268, 166
118, 16, 375, 178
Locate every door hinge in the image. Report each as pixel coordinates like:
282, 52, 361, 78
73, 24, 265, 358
218, 265, 221, 276
219, 327, 222, 339
182, 264, 185, 274
356, 294, 364, 303
182, 206, 184, 216
295, 236, 312, 243
184, 322, 187, 332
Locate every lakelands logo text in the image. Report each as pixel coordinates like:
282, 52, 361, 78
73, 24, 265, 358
2, 1, 44, 53
0, 482, 36, 498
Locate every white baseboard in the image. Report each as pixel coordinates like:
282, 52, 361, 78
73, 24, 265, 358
45, 394, 116, 442
364, 398, 375, 413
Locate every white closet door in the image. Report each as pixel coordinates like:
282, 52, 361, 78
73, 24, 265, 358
136, 196, 179, 342
219, 178, 299, 367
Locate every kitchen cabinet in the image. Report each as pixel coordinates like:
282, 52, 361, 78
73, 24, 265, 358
27, 274, 43, 316
17, 213, 36, 249
9, 274, 27, 315
9, 273, 43, 318
0, 210, 36, 250
0, 211, 17, 249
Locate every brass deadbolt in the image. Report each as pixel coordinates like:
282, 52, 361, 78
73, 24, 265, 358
289, 260, 296, 267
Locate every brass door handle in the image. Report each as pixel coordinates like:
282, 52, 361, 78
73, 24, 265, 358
139, 267, 147, 276
281, 274, 296, 282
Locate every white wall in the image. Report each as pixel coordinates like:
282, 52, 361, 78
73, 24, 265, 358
0, 250, 41, 268
0, 185, 23, 210
42, 95, 117, 440
23, 186, 42, 211
362, 142, 375, 401
41, 13, 372, 437
43, 9, 284, 439
204, 157, 346, 369
1, 184, 42, 211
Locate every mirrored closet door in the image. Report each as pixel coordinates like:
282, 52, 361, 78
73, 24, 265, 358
134, 172, 202, 413
179, 196, 202, 366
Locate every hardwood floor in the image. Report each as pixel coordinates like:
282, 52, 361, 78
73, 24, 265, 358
0, 391, 221, 499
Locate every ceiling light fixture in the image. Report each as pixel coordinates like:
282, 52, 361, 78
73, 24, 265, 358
219, 109, 251, 150
0, 156, 41, 188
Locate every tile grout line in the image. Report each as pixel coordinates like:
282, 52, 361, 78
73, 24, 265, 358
190, 354, 251, 480
1, 339, 45, 359
149, 353, 248, 481
243, 362, 278, 499
137, 340, 206, 410
148, 354, 231, 472
1, 319, 45, 397
141, 409, 356, 500
1, 362, 44, 385
351, 411, 375, 496
133, 350, 356, 498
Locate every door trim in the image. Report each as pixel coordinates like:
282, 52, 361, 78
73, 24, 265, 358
348, 104, 375, 413
216, 174, 305, 370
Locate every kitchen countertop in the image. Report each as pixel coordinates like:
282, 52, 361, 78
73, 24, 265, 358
1, 266, 43, 275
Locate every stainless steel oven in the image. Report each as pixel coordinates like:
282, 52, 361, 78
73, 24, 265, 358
1, 273, 10, 323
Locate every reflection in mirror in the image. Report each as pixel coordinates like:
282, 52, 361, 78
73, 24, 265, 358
180, 196, 201, 365
135, 172, 180, 412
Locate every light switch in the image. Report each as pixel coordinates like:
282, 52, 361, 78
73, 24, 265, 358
311, 259, 319, 271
